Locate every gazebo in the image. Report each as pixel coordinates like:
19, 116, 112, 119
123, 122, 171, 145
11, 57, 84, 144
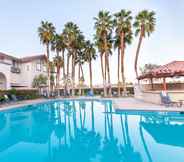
138, 61, 184, 91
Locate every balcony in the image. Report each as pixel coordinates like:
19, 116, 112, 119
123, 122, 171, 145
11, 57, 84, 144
11, 66, 21, 73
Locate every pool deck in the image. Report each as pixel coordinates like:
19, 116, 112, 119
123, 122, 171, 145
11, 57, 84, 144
0, 97, 183, 112
112, 97, 184, 112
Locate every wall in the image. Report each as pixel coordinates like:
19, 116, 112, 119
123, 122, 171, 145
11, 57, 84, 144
141, 83, 184, 91
0, 57, 47, 90
134, 84, 184, 104
20, 59, 47, 88
0, 63, 11, 89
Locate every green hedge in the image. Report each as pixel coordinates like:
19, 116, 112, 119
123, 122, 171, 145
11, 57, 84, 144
0, 89, 40, 100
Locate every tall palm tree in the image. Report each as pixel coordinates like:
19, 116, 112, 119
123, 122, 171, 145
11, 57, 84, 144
49, 61, 56, 92
63, 22, 81, 96
51, 34, 65, 94
38, 21, 55, 97
94, 10, 113, 96
84, 40, 97, 93
53, 55, 64, 94
113, 36, 121, 96
134, 10, 156, 79
75, 34, 86, 95
114, 9, 133, 96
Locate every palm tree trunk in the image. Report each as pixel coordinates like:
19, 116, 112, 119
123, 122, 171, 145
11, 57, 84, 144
62, 50, 66, 96
66, 54, 70, 95
100, 53, 107, 96
80, 65, 84, 95
62, 50, 65, 77
56, 51, 60, 96
135, 29, 143, 80
104, 35, 110, 96
105, 54, 107, 82
72, 53, 76, 96
78, 63, 81, 95
120, 32, 126, 96
106, 54, 111, 96
117, 47, 121, 96
46, 44, 50, 97
89, 60, 93, 92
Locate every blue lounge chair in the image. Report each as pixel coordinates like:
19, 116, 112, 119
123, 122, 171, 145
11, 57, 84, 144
160, 92, 180, 107
87, 90, 94, 97
10, 94, 18, 102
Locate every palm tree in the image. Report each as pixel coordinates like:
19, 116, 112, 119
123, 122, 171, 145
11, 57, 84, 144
51, 34, 65, 95
94, 10, 113, 96
53, 55, 64, 95
84, 40, 97, 93
75, 34, 86, 95
49, 61, 56, 92
114, 9, 133, 96
63, 22, 81, 96
133, 10, 156, 79
38, 21, 55, 97
113, 36, 121, 96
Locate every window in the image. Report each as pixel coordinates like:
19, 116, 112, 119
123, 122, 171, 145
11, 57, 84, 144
36, 61, 41, 71
27, 65, 29, 71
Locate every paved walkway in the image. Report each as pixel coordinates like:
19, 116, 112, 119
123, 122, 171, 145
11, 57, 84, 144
0, 97, 183, 112
113, 97, 184, 112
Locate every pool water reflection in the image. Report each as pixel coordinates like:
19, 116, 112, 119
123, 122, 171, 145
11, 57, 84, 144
0, 100, 184, 162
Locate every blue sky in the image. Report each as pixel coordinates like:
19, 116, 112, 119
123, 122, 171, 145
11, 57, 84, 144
0, 0, 184, 84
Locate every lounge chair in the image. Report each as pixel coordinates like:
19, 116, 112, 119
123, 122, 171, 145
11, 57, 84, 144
87, 90, 94, 97
10, 94, 18, 102
160, 92, 180, 107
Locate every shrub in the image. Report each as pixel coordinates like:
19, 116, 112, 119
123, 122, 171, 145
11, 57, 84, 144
9, 88, 17, 95
0, 89, 40, 100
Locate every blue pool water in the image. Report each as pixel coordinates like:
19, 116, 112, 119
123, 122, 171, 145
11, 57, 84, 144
0, 99, 184, 162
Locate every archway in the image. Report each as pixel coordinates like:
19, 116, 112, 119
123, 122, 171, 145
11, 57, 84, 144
0, 72, 7, 90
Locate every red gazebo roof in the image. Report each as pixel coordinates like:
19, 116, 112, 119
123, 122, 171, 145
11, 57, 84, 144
138, 61, 184, 80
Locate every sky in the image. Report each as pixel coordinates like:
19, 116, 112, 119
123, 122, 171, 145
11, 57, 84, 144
0, 0, 184, 85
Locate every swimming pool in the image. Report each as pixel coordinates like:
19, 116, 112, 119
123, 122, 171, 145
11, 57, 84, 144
0, 99, 184, 162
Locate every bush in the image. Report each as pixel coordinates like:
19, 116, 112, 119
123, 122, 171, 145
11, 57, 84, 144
0, 89, 40, 101
9, 88, 17, 95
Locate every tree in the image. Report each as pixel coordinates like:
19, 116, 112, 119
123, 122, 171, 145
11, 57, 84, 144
140, 63, 159, 75
51, 34, 64, 95
49, 61, 56, 92
38, 21, 55, 97
84, 40, 97, 93
94, 10, 113, 96
32, 74, 47, 93
63, 22, 81, 96
75, 34, 86, 95
114, 9, 133, 96
53, 55, 64, 94
133, 10, 156, 79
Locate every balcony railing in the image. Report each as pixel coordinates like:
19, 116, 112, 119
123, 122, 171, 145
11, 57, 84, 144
11, 66, 21, 73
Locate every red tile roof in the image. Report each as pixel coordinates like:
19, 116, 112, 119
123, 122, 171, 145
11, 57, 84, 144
0, 51, 46, 63
20, 55, 47, 63
138, 61, 184, 80
0, 52, 18, 60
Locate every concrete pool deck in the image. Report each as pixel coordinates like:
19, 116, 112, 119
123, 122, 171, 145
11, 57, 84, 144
0, 97, 183, 112
112, 97, 184, 112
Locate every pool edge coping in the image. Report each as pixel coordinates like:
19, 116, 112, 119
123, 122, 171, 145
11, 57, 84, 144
0, 97, 184, 113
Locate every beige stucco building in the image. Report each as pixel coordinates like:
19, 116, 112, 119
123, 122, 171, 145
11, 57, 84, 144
0, 52, 47, 90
